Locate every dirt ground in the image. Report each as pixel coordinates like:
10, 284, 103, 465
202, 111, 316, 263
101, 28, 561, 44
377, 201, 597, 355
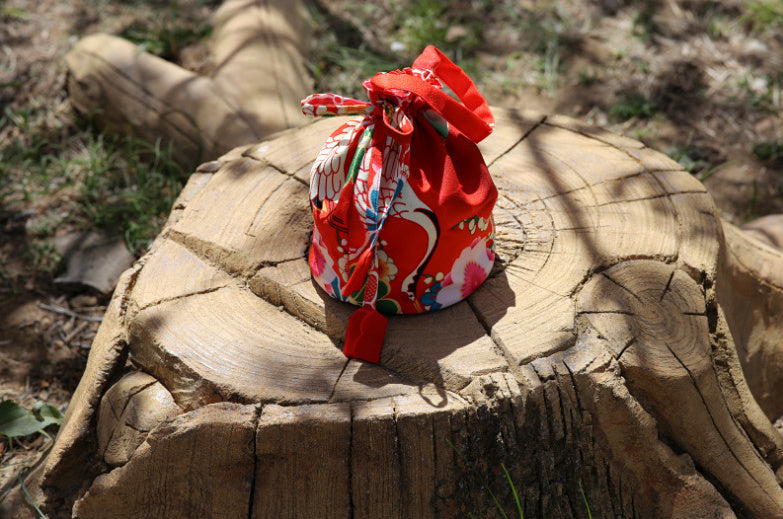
1, 0, 782, 501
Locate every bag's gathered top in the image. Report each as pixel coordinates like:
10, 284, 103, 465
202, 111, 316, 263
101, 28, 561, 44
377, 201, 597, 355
301, 45, 497, 364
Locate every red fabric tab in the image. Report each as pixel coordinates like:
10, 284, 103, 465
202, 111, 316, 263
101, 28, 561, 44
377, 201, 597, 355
343, 307, 388, 364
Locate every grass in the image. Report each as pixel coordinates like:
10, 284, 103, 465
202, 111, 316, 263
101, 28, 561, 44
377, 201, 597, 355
501, 464, 523, 518
697, 161, 730, 183
742, 0, 783, 33
18, 472, 46, 518
307, 0, 579, 96
515, 3, 577, 92
579, 480, 593, 519
445, 438, 512, 518
1, 0, 779, 272
446, 438, 592, 518
0, 1, 216, 299
0, 6, 29, 20
737, 75, 781, 111
306, 0, 498, 97
631, 0, 658, 41
111, 0, 217, 61
391, 0, 494, 58
752, 140, 783, 162
394, 0, 451, 53
305, 2, 406, 99
608, 92, 658, 122
536, 34, 563, 92
0, 463, 47, 518
666, 139, 711, 175
120, 18, 212, 61
745, 180, 760, 222
75, 132, 189, 255
1, 101, 189, 257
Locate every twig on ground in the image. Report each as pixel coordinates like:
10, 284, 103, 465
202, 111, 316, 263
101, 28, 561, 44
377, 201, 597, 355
63, 321, 90, 343
38, 304, 102, 323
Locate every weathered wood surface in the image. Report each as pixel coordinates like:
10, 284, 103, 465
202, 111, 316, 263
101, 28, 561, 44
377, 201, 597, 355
742, 214, 783, 250
65, 0, 311, 166
7, 108, 783, 518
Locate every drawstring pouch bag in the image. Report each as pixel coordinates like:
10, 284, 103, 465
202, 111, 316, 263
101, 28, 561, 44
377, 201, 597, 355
301, 45, 497, 364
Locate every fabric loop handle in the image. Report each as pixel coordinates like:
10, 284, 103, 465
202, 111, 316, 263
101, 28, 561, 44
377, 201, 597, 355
369, 46, 494, 143
412, 45, 494, 130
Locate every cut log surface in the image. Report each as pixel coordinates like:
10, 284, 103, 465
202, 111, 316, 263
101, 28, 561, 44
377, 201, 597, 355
15, 108, 783, 519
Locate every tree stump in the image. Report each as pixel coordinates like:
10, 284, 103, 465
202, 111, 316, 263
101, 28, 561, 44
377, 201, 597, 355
9, 108, 783, 518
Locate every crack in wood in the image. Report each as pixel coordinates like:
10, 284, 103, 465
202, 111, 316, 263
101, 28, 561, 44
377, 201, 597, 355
660, 270, 676, 302
616, 337, 637, 360
487, 114, 547, 168
662, 341, 776, 503
119, 379, 158, 415
327, 359, 351, 403
540, 119, 638, 154
579, 310, 636, 315
499, 191, 541, 211
168, 229, 303, 279
261, 159, 311, 189
244, 175, 296, 237
135, 284, 229, 313
465, 297, 517, 371
554, 370, 573, 442
389, 397, 404, 514
347, 403, 355, 519
246, 403, 263, 519
601, 272, 644, 304
553, 224, 600, 232
595, 189, 708, 207
561, 361, 585, 417
531, 167, 684, 206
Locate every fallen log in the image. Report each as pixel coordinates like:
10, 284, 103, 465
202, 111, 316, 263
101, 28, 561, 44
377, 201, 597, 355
64, 0, 312, 167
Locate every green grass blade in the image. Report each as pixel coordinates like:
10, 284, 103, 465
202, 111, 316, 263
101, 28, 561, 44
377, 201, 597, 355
501, 464, 523, 519
18, 472, 46, 518
445, 438, 508, 519
579, 480, 592, 519
698, 160, 730, 182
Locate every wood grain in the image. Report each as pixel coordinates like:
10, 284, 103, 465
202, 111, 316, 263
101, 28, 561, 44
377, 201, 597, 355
74, 403, 258, 519
28, 107, 783, 519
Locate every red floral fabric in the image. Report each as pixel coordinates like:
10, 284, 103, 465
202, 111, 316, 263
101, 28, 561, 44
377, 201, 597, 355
302, 46, 497, 363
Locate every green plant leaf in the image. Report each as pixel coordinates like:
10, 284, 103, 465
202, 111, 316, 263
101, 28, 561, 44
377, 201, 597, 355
0, 400, 62, 439
31, 401, 63, 424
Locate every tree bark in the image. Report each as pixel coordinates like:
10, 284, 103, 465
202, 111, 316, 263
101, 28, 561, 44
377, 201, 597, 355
7, 108, 783, 518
